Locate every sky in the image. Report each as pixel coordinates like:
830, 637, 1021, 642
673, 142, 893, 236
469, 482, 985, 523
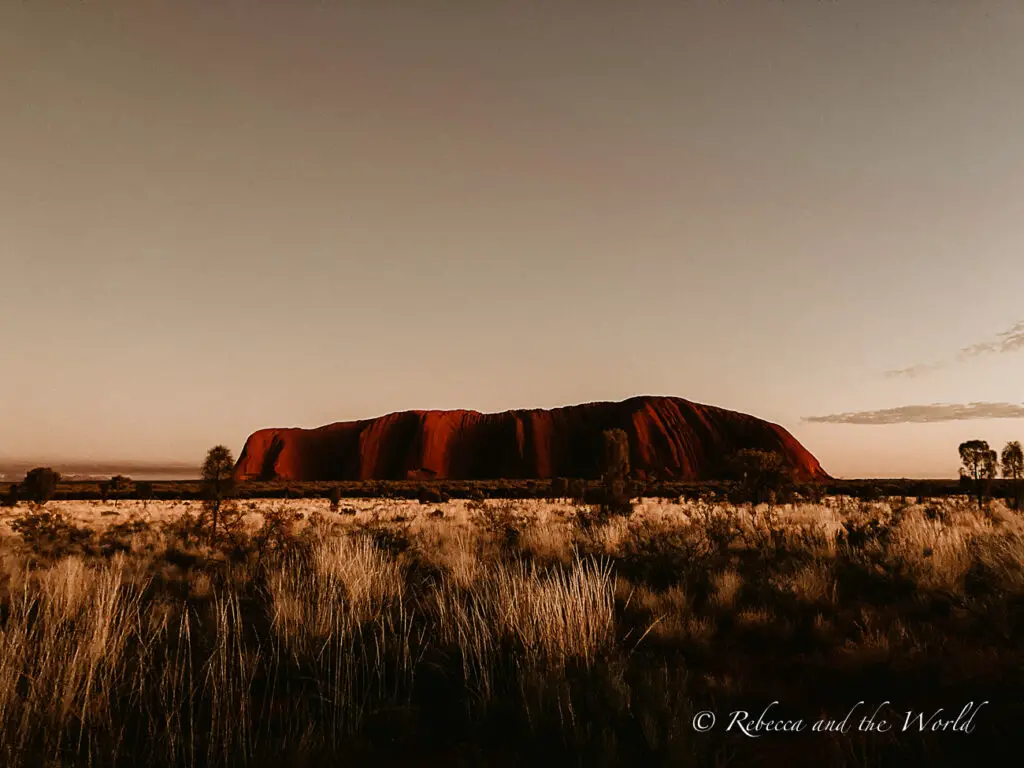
2, 0, 1023, 479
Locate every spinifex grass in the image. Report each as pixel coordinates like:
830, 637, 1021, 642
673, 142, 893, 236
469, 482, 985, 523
0, 496, 1020, 766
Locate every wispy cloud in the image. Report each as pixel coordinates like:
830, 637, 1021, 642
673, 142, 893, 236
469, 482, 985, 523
956, 321, 1024, 360
885, 320, 1024, 378
804, 402, 1024, 425
883, 362, 945, 379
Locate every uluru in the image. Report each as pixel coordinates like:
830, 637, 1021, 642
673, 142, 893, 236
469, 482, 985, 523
234, 396, 828, 483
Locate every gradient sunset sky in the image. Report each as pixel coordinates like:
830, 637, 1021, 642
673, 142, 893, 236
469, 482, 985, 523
2, 0, 1023, 478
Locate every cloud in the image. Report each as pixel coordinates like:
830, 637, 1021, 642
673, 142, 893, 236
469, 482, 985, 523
883, 362, 945, 379
885, 320, 1024, 378
957, 321, 1024, 360
804, 402, 1024, 425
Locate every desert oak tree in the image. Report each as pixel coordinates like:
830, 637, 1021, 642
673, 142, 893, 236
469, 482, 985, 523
1001, 441, 1023, 510
959, 440, 998, 510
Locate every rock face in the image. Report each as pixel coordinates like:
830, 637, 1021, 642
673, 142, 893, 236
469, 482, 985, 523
234, 396, 828, 483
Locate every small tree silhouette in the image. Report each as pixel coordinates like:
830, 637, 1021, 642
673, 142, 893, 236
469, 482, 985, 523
602, 429, 630, 482
201, 445, 237, 542
108, 475, 132, 506
1001, 441, 1023, 511
21, 468, 61, 506
136, 481, 154, 505
600, 428, 632, 518
959, 440, 998, 511
728, 449, 792, 505
568, 478, 587, 505
1, 484, 18, 508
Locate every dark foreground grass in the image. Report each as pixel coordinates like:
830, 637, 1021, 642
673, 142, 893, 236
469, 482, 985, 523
0, 496, 1021, 767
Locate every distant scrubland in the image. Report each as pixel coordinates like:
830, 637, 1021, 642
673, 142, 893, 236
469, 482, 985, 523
1, 476, 1017, 503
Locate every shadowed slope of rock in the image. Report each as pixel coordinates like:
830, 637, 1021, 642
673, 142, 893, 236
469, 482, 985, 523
234, 396, 828, 482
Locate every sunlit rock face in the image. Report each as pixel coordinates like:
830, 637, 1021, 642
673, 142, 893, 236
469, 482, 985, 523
234, 396, 828, 482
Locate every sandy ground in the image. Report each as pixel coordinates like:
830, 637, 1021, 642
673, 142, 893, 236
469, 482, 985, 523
0, 495, 868, 538
0, 497, 576, 538
3, 495, 1016, 553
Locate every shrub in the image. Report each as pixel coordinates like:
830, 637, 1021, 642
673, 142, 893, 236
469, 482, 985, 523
601, 477, 633, 518
838, 514, 894, 550
799, 482, 825, 504
252, 504, 302, 566
353, 517, 413, 557
20, 467, 61, 505
417, 485, 443, 504
472, 499, 532, 549
109, 474, 131, 492
568, 478, 587, 504
726, 449, 794, 504
601, 429, 631, 482
105, 475, 132, 505
98, 516, 152, 555
11, 508, 94, 559
136, 481, 153, 501
550, 477, 569, 499
159, 505, 206, 544
1, 484, 17, 507
600, 429, 633, 519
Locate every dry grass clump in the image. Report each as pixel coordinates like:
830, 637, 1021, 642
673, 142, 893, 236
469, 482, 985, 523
628, 582, 689, 616
267, 532, 407, 652
433, 555, 616, 676
774, 561, 837, 606
971, 528, 1024, 595
709, 568, 744, 609
621, 583, 692, 645
682, 615, 717, 647
517, 523, 577, 566
734, 607, 774, 629
0, 555, 146, 764
887, 513, 975, 594
419, 527, 486, 590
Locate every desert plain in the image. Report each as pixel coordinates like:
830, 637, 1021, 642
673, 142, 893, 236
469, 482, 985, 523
1, 493, 1022, 767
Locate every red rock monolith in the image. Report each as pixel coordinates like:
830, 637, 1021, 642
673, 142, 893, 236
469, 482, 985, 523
233, 396, 828, 482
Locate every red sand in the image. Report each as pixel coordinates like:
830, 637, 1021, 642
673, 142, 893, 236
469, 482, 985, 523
234, 396, 828, 482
